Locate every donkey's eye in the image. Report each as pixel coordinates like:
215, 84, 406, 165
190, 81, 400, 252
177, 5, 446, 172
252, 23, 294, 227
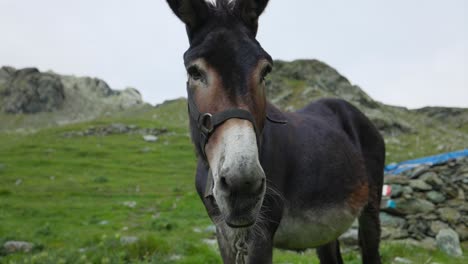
260, 65, 272, 82
187, 66, 204, 82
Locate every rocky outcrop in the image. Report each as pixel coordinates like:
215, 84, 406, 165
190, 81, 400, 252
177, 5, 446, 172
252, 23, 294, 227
266, 60, 415, 136
0, 67, 65, 114
0, 66, 143, 115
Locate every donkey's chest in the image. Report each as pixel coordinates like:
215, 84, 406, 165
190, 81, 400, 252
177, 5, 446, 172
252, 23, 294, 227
273, 206, 356, 250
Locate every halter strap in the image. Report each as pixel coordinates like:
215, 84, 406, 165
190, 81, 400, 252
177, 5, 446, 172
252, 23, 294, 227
187, 88, 259, 160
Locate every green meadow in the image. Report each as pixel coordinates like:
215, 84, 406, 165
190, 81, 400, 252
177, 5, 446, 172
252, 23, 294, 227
0, 100, 466, 263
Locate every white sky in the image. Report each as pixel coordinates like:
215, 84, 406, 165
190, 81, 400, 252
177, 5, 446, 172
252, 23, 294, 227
0, 0, 466, 109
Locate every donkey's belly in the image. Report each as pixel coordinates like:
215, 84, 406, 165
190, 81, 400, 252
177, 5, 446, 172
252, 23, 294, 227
273, 206, 356, 250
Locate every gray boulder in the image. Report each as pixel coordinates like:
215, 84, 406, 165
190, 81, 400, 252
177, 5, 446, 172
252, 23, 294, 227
380, 212, 406, 228
409, 179, 432, 191
143, 135, 158, 142
426, 191, 445, 203
339, 228, 358, 246
396, 198, 435, 214
120, 236, 139, 245
0, 66, 145, 130
436, 228, 463, 257
3, 241, 34, 254
1, 68, 65, 113
430, 221, 450, 235
437, 207, 461, 224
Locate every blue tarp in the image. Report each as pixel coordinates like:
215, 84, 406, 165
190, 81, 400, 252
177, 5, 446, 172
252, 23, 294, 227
384, 149, 468, 175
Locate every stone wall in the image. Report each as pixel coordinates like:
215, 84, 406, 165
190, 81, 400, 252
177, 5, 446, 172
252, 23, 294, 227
381, 156, 467, 244
340, 156, 467, 256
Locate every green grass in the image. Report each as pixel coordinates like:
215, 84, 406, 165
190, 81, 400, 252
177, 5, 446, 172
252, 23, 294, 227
0, 100, 466, 263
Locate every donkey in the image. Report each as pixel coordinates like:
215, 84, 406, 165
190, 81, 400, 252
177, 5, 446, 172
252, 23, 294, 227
166, 0, 385, 263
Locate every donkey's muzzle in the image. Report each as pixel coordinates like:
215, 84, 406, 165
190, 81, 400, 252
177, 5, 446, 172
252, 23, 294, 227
218, 165, 265, 196
217, 165, 266, 228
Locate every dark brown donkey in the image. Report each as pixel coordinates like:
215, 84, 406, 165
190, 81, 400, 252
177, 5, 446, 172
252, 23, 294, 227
166, 0, 385, 263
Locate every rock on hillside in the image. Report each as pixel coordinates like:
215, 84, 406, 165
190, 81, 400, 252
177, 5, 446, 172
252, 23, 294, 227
0, 66, 143, 114
0, 66, 145, 130
0, 67, 65, 114
267, 60, 415, 135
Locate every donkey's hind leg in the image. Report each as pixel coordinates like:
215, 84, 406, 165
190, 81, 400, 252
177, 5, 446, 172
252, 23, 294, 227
358, 202, 382, 264
316, 240, 343, 264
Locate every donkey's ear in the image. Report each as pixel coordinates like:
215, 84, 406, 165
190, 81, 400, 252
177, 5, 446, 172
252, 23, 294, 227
166, 0, 210, 32
235, 0, 270, 36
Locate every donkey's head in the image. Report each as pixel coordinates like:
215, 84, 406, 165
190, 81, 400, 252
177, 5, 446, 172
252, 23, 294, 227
167, 0, 272, 228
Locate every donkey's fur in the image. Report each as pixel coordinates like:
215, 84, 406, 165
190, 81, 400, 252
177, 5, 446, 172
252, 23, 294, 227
167, 1, 385, 263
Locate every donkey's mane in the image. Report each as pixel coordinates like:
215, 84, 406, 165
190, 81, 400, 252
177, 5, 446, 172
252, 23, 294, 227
208, 0, 237, 13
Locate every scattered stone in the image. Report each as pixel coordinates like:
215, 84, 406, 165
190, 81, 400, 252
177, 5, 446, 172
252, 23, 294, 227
141, 147, 152, 153
385, 176, 409, 185
393, 257, 413, 264
193, 227, 202, 233
15, 179, 22, 186
430, 221, 449, 235
422, 213, 438, 221
437, 207, 461, 224
455, 224, 468, 241
120, 236, 139, 245
397, 198, 435, 214
409, 179, 432, 191
457, 188, 465, 200
380, 212, 406, 228
410, 165, 430, 179
390, 184, 403, 198
99, 220, 109, 225
426, 191, 445, 203
122, 201, 137, 208
402, 186, 413, 195
419, 237, 437, 250
407, 217, 429, 240
441, 186, 459, 199
143, 135, 158, 142
339, 228, 358, 246
202, 238, 217, 247
204, 225, 216, 234
0, 163, 5, 171
63, 124, 167, 138
419, 172, 444, 187
3, 241, 34, 254
169, 255, 183, 261
382, 227, 409, 240
436, 228, 463, 257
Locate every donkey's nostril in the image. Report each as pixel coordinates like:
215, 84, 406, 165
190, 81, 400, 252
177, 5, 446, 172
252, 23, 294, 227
220, 176, 229, 190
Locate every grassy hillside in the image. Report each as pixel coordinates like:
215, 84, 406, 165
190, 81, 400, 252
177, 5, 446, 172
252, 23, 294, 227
1, 100, 467, 263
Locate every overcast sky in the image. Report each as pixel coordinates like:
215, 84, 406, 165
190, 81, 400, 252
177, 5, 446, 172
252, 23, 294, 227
0, 0, 466, 109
